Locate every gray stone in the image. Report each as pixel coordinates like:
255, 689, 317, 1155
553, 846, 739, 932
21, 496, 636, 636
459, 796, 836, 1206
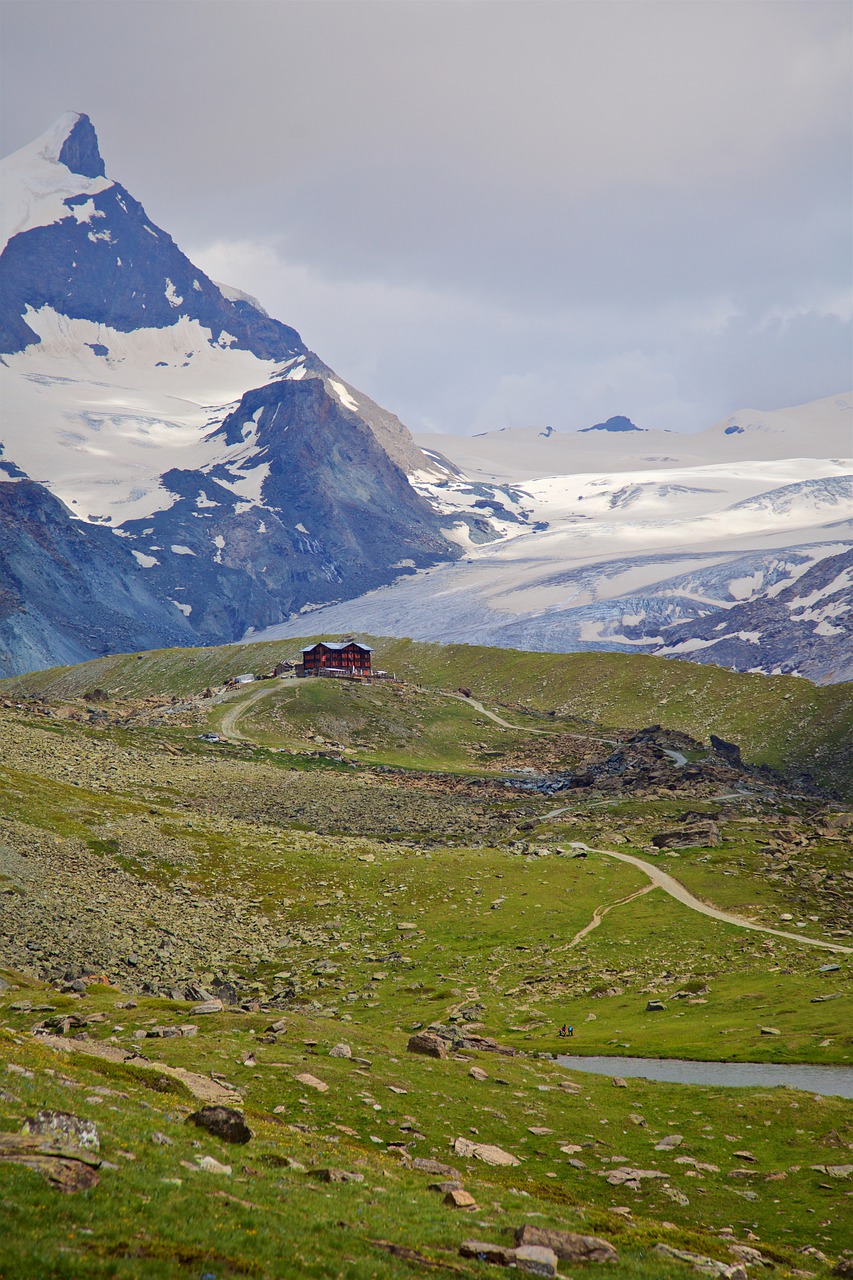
318, 1168, 364, 1183
515, 1224, 618, 1263
655, 1133, 684, 1150
192, 1000, 224, 1015
646, 1000, 667, 1012
329, 1042, 352, 1058
515, 1244, 558, 1277
22, 1109, 99, 1152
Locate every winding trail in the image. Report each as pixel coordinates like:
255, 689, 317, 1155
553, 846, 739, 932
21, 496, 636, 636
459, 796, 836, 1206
568, 842, 853, 955
218, 681, 288, 741
440, 690, 617, 745
566, 884, 655, 948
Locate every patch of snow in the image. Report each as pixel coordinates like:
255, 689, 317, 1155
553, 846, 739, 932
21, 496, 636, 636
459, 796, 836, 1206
196, 490, 218, 508
165, 279, 183, 308
169, 598, 192, 617
294, 522, 309, 534
0, 306, 285, 522
329, 379, 359, 412
814, 619, 844, 637
131, 550, 158, 568
69, 198, 104, 224
170, 544, 195, 556
213, 280, 269, 316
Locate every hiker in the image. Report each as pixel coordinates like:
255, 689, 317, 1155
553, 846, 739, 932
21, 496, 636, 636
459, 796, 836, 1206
567, 1025, 574, 1037
558, 1024, 567, 1037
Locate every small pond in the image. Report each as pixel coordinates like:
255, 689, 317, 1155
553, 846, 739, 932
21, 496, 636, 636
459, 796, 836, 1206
556, 1054, 853, 1098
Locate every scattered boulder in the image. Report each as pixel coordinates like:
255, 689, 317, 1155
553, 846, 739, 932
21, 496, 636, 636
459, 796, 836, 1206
469, 1065, 488, 1081
515, 1244, 559, 1277
192, 1000, 224, 1015
460, 1240, 517, 1265
407, 1032, 448, 1059
646, 1000, 667, 1012
453, 1136, 520, 1166
22, 1110, 99, 1152
603, 1166, 666, 1188
188, 1106, 252, 1145
410, 1156, 462, 1177
318, 1168, 364, 1183
651, 824, 720, 850
444, 1187, 477, 1208
196, 1155, 232, 1175
759, 1027, 781, 1036
655, 1134, 684, 1151
329, 1043, 352, 1059
654, 1243, 746, 1278
710, 734, 742, 766
295, 1073, 329, 1093
515, 1224, 618, 1263
0, 1128, 100, 1192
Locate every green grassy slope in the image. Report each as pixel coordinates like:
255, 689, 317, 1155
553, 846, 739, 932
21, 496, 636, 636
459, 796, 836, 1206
2, 988, 851, 1279
4, 635, 851, 793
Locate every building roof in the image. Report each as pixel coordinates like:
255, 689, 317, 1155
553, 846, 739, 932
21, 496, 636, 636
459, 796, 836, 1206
302, 640, 372, 653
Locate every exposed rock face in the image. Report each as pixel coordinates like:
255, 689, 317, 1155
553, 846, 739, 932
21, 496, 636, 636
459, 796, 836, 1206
0, 480, 194, 676
119, 377, 452, 645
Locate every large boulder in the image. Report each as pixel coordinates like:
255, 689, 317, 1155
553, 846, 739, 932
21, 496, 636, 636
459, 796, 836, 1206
187, 1106, 252, 1144
515, 1225, 617, 1263
406, 1032, 448, 1059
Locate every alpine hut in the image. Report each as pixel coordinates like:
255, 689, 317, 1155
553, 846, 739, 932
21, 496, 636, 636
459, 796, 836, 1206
302, 640, 372, 678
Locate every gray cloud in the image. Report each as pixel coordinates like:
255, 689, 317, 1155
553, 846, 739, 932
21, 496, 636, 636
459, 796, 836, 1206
2, 0, 850, 433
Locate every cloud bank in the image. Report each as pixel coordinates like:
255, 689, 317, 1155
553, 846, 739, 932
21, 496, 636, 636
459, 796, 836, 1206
2, 0, 850, 433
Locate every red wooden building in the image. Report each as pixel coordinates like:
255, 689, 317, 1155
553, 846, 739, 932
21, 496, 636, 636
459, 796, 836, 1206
301, 640, 372, 677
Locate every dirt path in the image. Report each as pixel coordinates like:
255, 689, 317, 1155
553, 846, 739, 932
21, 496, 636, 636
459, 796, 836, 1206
440, 691, 617, 745
569, 842, 853, 955
565, 884, 655, 948
217, 682, 288, 741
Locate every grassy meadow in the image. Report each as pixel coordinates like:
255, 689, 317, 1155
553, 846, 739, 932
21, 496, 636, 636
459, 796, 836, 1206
1, 638, 851, 1276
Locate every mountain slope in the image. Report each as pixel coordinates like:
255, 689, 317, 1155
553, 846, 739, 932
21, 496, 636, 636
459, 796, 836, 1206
0, 479, 194, 672
0, 114, 456, 673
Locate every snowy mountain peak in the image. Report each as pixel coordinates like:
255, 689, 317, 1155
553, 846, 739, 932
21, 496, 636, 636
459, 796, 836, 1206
57, 112, 105, 179
0, 112, 113, 256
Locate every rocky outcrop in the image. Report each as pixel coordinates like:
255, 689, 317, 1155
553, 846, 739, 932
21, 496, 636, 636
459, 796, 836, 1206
0, 480, 194, 677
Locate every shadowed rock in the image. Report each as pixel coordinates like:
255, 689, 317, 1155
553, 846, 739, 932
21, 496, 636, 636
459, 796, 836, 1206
187, 1106, 252, 1144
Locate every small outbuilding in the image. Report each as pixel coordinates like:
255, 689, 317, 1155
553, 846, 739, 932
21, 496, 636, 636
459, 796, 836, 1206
302, 640, 372, 677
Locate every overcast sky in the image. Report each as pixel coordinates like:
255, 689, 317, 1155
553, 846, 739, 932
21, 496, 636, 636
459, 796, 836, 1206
2, 0, 851, 434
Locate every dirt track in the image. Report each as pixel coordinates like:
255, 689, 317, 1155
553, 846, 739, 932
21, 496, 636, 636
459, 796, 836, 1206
572, 842, 853, 955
